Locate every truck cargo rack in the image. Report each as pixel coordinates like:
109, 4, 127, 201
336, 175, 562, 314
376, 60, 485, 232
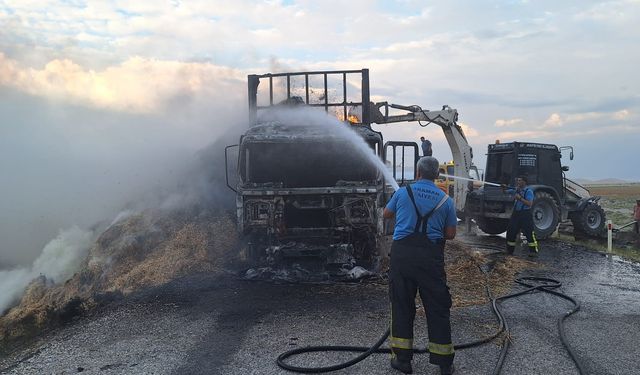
247, 69, 371, 126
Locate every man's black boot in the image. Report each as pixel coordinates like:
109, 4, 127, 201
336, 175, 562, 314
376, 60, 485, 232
440, 363, 455, 375
390, 358, 413, 374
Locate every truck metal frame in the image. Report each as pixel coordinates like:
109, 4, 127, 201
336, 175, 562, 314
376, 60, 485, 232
227, 69, 393, 273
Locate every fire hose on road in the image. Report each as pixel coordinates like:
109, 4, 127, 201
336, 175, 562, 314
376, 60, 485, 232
276, 243, 586, 375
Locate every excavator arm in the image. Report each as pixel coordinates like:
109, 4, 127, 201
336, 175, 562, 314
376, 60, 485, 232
366, 102, 473, 215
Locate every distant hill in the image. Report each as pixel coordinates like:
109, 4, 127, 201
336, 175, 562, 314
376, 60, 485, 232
576, 178, 638, 185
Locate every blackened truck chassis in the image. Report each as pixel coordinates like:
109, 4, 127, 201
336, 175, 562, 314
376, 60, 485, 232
239, 187, 383, 271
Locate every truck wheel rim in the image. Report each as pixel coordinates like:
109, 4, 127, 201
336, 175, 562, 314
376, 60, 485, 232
586, 210, 602, 229
533, 202, 553, 230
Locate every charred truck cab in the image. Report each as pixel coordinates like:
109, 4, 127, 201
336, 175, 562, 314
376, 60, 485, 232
235, 123, 386, 271
226, 70, 400, 274
466, 141, 606, 239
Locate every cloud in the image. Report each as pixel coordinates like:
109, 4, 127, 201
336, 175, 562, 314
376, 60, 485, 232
494, 118, 523, 127
459, 122, 479, 137
574, 0, 640, 23
0, 53, 245, 113
544, 112, 596, 128
543, 113, 564, 128
565, 112, 605, 123
491, 129, 552, 142
542, 110, 632, 129
613, 109, 630, 120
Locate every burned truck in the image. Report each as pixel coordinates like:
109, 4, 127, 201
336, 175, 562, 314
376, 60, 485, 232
225, 69, 468, 275
225, 70, 396, 274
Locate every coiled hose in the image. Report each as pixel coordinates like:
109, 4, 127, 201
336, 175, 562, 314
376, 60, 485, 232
276, 244, 585, 374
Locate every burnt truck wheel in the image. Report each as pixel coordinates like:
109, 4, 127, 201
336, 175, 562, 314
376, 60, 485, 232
571, 203, 606, 237
477, 218, 509, 235
531, 191, 560, 239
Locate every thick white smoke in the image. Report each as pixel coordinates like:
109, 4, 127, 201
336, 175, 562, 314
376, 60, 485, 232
0, 226, 94, 313
0, 55, 247, 314
258, 106, 400, 191
32, 226, 94, 283
0, 56, 246, 268
0, 269, 32, 316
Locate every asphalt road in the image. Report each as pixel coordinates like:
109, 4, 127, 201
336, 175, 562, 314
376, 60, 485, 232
1, 235, 639, 375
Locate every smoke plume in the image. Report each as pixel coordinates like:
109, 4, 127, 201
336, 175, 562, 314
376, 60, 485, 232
258, 106, 399, 190
0, 55, 247, 314
0, 227, 94, 314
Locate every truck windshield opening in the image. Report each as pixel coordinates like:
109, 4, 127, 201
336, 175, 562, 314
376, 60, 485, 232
241, 141, 380, 188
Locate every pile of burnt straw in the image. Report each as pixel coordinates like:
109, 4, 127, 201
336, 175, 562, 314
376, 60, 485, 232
0, 208, 238, 350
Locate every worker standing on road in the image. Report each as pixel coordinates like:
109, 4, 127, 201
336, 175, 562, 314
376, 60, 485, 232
420, 136, 432, 157
503, 176, 538, 256
383, 156, 457, 375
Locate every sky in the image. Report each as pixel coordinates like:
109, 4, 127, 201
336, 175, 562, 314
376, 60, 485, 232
0, 0, 639, 265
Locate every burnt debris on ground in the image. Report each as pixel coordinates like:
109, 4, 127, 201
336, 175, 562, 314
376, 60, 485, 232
1, 213, 540, 357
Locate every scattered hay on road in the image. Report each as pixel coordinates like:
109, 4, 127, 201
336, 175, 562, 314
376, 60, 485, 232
446, 240, 539, 308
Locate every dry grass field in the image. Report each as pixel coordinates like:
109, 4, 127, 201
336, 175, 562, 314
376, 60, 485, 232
587, 183, 640, 197
586, 183, 640, 230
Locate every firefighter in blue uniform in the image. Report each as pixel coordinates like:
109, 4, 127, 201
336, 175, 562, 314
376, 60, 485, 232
383, 156, 457, 375
503, 175, 539, 256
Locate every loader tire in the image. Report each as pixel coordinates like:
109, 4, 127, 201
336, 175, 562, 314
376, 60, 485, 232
477, 218, 509, 235
571, 202, 606, 237
532, 191, 560, 239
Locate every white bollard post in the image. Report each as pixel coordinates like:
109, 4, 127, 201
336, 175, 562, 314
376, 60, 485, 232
607, 220, 613, 256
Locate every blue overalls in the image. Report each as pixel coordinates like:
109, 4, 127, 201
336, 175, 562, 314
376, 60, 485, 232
389, 185, 455, 367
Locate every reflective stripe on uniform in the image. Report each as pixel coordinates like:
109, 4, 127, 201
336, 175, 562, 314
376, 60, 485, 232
389, 304, 395, 358
390, 336, 413, 350
507, 241, 517, 246
530, 232, 539, 251
428, 341, 454, 355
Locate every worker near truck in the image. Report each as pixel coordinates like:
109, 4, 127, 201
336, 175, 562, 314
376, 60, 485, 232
420, 136, 432, 157
502, 176, 539, 256
383, 156, 456, 375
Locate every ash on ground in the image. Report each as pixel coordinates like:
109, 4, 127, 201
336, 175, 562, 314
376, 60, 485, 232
240, 236, 537, 309
243, 264, 374, 283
